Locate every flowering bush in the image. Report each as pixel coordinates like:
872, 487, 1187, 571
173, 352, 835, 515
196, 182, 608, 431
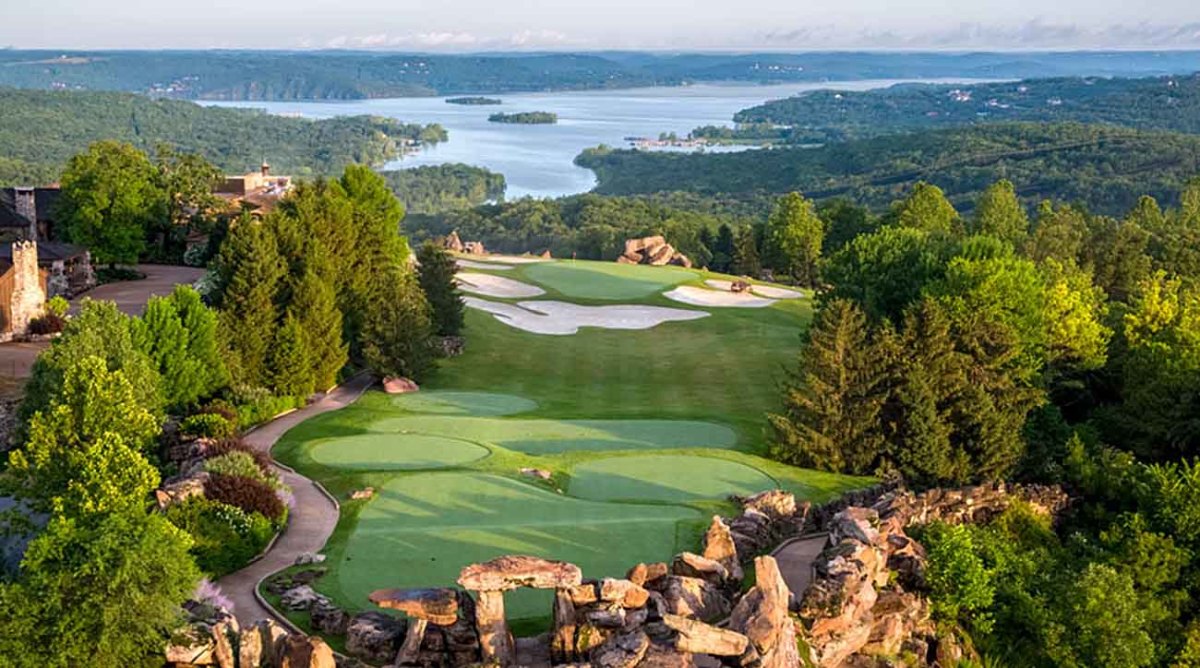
204, 438, 273, 475
164, 498, 275, 576
203, 451, 280, 489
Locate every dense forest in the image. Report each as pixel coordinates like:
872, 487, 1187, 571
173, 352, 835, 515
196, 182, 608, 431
382, 164, 506, 214
732, 72, 1200, 142
1, 50, 1198, 100
488, 111, 558, 124
577, 122, 1200, 215
0, 88, 446, 186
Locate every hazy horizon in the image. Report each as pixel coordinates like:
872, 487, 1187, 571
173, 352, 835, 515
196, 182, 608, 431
5, 0, 1200, 52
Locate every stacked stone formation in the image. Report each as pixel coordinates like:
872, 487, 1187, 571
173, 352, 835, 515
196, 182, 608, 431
616, 236, 693, 268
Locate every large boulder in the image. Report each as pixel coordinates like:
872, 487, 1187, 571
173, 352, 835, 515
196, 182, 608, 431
590, 629, 650, 668
728, 557, 801, 668
345, 612, 405, 664
662, 614, 749, 656
310, 599, 350, 636
277, 634, 336, 668
369, 587, 459, 625
657, 576, 731, 622
165, 626, 216, 665
280, 585, 322, 612
457, 555, 583, 591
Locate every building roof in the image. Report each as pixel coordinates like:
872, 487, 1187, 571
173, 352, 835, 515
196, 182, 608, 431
0, 241, 87, 264
0, 187, 60, 229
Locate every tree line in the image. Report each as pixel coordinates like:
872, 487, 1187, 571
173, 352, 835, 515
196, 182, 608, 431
768, 178, 1200, 666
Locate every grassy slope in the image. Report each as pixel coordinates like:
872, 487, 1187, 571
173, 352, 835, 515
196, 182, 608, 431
272, 260, 871, 625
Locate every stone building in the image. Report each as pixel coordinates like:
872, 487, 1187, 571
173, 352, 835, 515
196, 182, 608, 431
0, 186, 95, 297
0, 241, 47, 341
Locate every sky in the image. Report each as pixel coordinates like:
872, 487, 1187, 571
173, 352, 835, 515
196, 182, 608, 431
3, 0, 1200, 51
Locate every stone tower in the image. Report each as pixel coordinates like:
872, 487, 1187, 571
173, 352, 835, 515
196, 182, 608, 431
9, 241, 44, 336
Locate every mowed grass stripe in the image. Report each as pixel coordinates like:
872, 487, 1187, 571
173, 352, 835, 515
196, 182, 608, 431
308, 433, 490, 470
568, 454, 778, 503
520, 260, 697, 300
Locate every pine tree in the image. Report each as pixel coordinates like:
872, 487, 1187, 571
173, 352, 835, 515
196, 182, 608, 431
269, 314, 315, 397
362, 269, 435, 381
289, 269, 347, 391
171, 285, 229, 399
730, 226, 761, 278
768, 299, 888, 473
130, 286, 228, 410
416, 241, 465, 337
713, 224, 735, 273
972, 180, 1029, 246
216, 218, 285, 388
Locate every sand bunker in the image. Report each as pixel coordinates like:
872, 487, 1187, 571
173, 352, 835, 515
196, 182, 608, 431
456, 272, 546, 298
455, 259, 513, 271
663, 285, 776, 308
464, 297, 708, 335
704, 279, 803, 299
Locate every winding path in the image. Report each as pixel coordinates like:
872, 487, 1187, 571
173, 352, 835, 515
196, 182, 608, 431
770, 533, 828, 602
216, 374, 374, 628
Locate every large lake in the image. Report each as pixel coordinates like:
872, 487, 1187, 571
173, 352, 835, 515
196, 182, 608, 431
209, 80, 974, 199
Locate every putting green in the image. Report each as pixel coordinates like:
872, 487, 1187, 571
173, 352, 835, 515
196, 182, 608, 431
367, 416, 738, 454
568, 455, 778, 503
308, 434, 489, 470
389, 391, 537, 416
336, 472, 701, 620
521, 261, 696, 300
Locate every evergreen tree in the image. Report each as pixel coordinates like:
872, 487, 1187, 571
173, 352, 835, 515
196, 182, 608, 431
730, 226, 761, 278
130, 286, 227, 411
972, 180, 1029, 246
894, 181, 960, 236
362, 271, 435, 381
289, 270, 347, 391
341, 165, 409, 347
768, 299, 888, 472
765, 192, 824, 286
416, 241, 465, 338
269, 314, 315, 397
216, 219, 285, 388
1083, 214, 1152, 304
1026, 201, 1088, 265
713, 224, 735, 273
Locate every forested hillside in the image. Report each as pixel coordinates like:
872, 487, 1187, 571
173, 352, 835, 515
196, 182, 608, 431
577, 123, 1200, 215
0, 88, 445, 185
382, 164, 506, 214
733, 72, 1200, 142
0, 50, 1197, 100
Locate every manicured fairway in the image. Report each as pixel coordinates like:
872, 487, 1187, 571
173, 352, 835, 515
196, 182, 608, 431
307, 434, 490, 470
334, 472, 702, 620
521, 261, 696, 300
367, 415, 738, 454
389, 391, 537, 416
568, 454, 778, 502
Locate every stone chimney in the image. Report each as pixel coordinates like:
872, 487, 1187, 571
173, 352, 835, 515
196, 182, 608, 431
9, 241, 44, 336
13, 188, 36, 241
261, 161, 270, 178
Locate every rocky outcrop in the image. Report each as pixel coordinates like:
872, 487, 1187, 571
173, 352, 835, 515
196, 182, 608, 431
444, 231, 465, 253
345, 612, 406, 664
616, 235, 692, 268
729, 557, 801, 668
382, 377, 420, 394
166, 610, 328, 668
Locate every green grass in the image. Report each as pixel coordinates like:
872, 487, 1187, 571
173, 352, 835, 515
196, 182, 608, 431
308, 433, 490, 470
331, 472, 701, 621
520, 260, 696, 300
388, 391, 537, 416
269, 260, 874, 635
568, 454, 778, 503
366, 415, 737, 455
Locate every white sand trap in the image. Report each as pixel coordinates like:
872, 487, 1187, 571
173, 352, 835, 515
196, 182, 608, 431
664, 285, 776, 308
464, 297, 708, 335
456, 272, 546, 298
704, 279, 804, 300
479, 255, 550, 264
456, 259, 513, 271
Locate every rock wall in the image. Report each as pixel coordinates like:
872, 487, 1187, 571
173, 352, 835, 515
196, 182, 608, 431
170, 483, 1067, 668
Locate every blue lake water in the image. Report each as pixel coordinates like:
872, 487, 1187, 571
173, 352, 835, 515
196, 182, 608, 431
208, 79, 977, 199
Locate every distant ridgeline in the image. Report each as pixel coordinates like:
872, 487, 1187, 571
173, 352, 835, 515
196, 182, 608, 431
446, 97, 502, 105
730, 72, 1200, 143
2, 50, 1200, 100
575, 122, 1200, 216
0, 87, 446, 186
488, 111, 558, 124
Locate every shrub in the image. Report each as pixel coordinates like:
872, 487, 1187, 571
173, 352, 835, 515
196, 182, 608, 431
45, 296, 70, 319
181, 413, 236, 439
235, 393, 306, 429
922, 522, 995, 631
204, 437, 273, 474
164, 497, 275, 576
197, 400, 239, 427
27, 313, 65, 335
203, 473, 287, 523
203, 451, 279, 488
